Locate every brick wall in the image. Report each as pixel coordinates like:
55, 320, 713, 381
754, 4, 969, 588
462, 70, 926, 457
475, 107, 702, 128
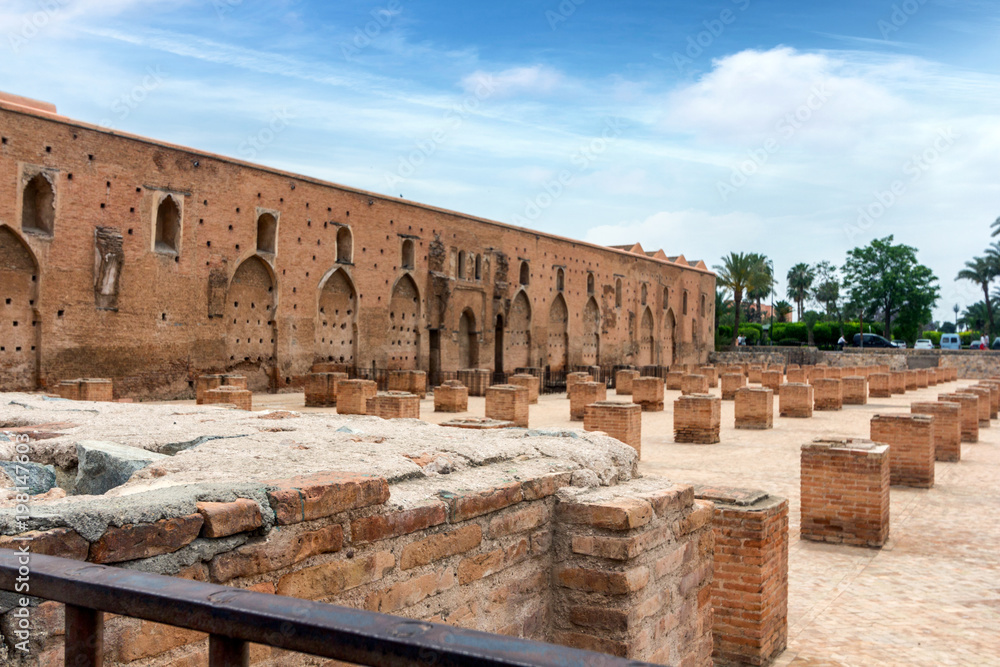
509, 374, 540, 404
760, 370, 782, 392
800, 439, 890, 548
869, 414, 935, 488
682, 374, 709, 396
666, 371, 685, 391
910, 401, 961, 463
869, 373, 890, 398
842, 376, 868, 405
387, 370, 427, 399
963, 386, 993, 425
700, 365, 718, 388
457, 369, 491, 397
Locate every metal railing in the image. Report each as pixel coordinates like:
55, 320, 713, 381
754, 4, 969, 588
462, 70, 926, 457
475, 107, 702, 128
0, 551, 658, 667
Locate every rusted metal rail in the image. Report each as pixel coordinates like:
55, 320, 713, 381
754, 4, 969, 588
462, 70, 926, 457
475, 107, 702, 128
0, 551, 660, 666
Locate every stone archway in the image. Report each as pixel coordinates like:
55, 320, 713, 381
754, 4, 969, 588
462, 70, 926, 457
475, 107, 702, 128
225, 256, 277, 380
547, 294, 568, 372
459, 309, 478, 369
316, 268, 357, 366
389, 274, 421, 370
505, 290, 531, 370
664, 309, 677, 368
582, 297, 601, 366
0, 226, 40, 391
639, 307, 654, 366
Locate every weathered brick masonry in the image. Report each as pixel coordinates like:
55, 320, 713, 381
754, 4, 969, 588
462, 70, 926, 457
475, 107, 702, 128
0, 95, 714, 397
734, 387, 773, 430
433, 381, 469, 412
869, 414, 935, 488
910, 401, 961, 463
570, 381, 607, 421
674, 395, 721, 444
583, 401, 642, 454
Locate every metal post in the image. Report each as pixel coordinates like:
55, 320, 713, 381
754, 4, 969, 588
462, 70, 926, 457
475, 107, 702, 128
65, 604, 103, 666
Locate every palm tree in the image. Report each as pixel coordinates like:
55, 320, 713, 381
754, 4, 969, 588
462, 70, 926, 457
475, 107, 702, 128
786, 263, 815, 321
989, 215, 1000, 237
714, 252, 768, 346
775, 300, 793, 322
957, 255, 998, 339
960, 302, 991, 334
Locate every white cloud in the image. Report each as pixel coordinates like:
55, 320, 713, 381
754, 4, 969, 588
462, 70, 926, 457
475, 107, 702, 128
460, 65, 565, 98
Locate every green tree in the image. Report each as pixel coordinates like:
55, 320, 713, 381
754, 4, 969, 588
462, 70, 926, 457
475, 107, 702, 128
786, 263, 814, 321
714, 252, 769, 346
940, 321, 957, 334
956, 255, 998, 338
746, 254, 774, 323
802, 310, 822, 346
775, 300, 793, 322
715, 287, 733, 330
813, 261, 841, 320
841, 236, 940, 339
989, 215, 1000, 237
960, 301, 993, 333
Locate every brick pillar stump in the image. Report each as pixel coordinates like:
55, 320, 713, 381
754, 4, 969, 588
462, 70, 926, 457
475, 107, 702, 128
665, 371, 685, 391
367, 391, 420, 420
203, 386, 252, 411
304, 372, 347, 407
779, 383, 813, 418
904, 370, 918, 391
630, 377, 664, 412
674, 394, 721, 444
221, 374, 248, 390
583, 401, 642, 454
681, 374, 709, 396
387, 370, 427, 399
888, 371, 906, 395
842, 376, 868, 405
870, 414, 935, 488
565, 372, 592, 398
748, 366, 763, 384
938, 393, 979, 443
720, 373, 746, 401
785, 368, 806, 384
509, 374, 540, 404
570, 381, 607, 421
911, 401, 961, 462
869, 373, 891, 398
760, 370, 782, 392
457, 369, 491, 397
78, 379, 114, 402
337, 379, 377, 415
700, 365, 719, 388
974, 381, 1000, 419
735, 387, 774, 430
56, 380, 81, 400
914, 369, 929, 389
196, 374, 223, 404
825, 367, 843, 380
694, 486, 788, 667
800, 439, 890, 547
433, 384, 468, 412
615, 369, 640, 395
962, 386, 992, 426
485, 384, 529, 428
813, 378, 843, 411
806, 366, 826, 383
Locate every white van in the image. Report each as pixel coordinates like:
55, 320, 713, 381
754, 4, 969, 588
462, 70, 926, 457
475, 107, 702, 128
940, 334, 961, 350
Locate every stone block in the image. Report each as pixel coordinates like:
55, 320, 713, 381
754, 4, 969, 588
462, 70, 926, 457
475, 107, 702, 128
761, 370, 783, 392
681, 374, 709, 396
75, 441, 168, 496
458, 369, 491, 397
665, 371, 685, 391
203, 386, 252, 411
615, 369, 640, 395
869, 373, 891, 398
566, 372, 593, 398
387, 370, 427, 399
195, 374, 223, 404
699, 365, 718, 388
889, 371, 907, 394
720, 372, 746, 401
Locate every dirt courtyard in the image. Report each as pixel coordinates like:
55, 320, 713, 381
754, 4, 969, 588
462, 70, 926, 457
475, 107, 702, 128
243, 380, 1000, 667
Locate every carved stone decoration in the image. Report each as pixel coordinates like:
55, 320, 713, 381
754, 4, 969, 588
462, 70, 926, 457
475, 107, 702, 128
94, 226, 124, 311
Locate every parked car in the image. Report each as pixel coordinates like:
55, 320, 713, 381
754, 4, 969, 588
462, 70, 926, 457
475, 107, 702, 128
852, 333, 895, 348
969, 341, 985, 350
892, 340, 907, 348
914, 339, 934, 349
940, 334, 961, 350
992, 337, 1000, 350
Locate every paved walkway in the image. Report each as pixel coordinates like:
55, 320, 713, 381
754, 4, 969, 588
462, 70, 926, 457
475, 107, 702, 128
253, 381, 1000, 666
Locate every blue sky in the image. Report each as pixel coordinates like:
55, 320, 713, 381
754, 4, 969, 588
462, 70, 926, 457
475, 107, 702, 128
3, 0, 999, 324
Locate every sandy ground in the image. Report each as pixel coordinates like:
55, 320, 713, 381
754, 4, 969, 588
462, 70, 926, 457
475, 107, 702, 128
245, 382, 1000, 667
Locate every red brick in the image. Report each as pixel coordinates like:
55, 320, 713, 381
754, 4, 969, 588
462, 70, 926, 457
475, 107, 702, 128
440, 482, 523, 522
350, 502, 448, 544
558, 497, 654, 530
89, 514, 204, 564
196, 499, 263, 538
267, 471, 389, 525
400, 524, 482, 570
0, 528, 89, 560
555, 565, 650, 595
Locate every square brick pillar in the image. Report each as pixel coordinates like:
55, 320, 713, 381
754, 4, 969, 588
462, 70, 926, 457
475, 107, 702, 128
78, 379, 114, 402
800, 439, 890, 547
760, 370, 783, 392
694, 486, 788, 667
870, 414, 935, 488
203, 386, 252, 411
565, 372, 593, 398
632, 377, 665, 412
508, 374, 540, 404
337, 379, 378, 415
904, 370, 918, 391
387, 370, 427, 398
720, 373, 746, 401
615, 369, 640, 395
56, 380, 81, 400
888, 371, 906, 395
974, 381, 1000, 419
486, 384, 529, 428
805, 366, 826, 383
868, 373, 891, 398
682, 374, 710, 396
196, 374, 223, 404
938, 393, 979, 443
785, 368, 805, 384
664, 371, 683, 390
584, 401, 642, 454
305, 372, 348, 407
221, 374, 248, 390
842, 376, 868, 405
911, 401, 961, 462
813, 378, 843, 411
458, 369, 491, 396
570, 381, 607, 421
748, 366, 763, 384
553, 484, 714, 666
700, 365, 719, 388
962, 386, 992, 426
674, 395, 721, 444
367, 391, 420, 419
735, 387, 773, 430
779, 383, 813, 418
433, 383, 468, 412
915, 369, 929, 389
